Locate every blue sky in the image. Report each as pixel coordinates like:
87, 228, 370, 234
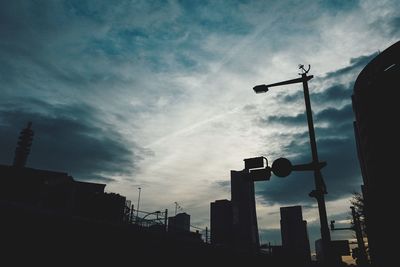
1, 0, 399, 252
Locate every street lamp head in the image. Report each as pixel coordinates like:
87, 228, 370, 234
253, 84, 269, 94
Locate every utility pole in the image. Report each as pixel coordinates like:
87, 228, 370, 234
351, 206, 369, 266
164, 209, 168, 232
136, 187, 141, 223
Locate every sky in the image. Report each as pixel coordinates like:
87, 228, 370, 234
1, 0, 399, 253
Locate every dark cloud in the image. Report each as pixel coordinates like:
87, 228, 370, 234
255, 171, 315, 206
0, 100, 147, 183
315, 104, 354, 126
368, 15, 400, 38
260, 113, 307, 127
260, 103, 354, 130
0, 1, 109, 97
281, 91, 303, 103
277, 52, 376, 107
389, 16, 400, 35
257, 132, 362, 204
324, 52, 378, 79
318, 0, 360, 12
313, 83, 353, 103
177, 1, 252, 35
314, 123, 352, 140
319, 137, 362, 198
281, 83, 354, 105
213, 180, 230, 189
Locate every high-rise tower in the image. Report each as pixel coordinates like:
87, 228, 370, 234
13, 122, 34, 168
231, 170, 259, 252
280, 205, 311, 266
352, 40, 400, 267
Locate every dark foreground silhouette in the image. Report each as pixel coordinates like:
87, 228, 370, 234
1, 201, 278, 266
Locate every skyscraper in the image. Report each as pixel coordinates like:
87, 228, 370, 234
280, 205, 311, 266
230, 170, 259, 252
210, 199, 234, 247
352, 40, 400, 267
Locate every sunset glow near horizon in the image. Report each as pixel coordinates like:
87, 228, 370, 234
1, 0, 399, 253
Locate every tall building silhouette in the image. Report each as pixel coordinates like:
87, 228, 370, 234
231, 170, 259, 252
352, 40, 400, 267
13, 122, 34, 168
210, 199, 234, 247
280, 206, 311, 266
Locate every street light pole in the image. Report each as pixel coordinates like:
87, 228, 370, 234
301, 72, 332, 265
136, 187, 141, 223
253, 65, 332, 265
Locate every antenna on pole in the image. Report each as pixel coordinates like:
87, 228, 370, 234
174, 202, 182, 215
13, 122, 34, 168
298, 64, 311, 75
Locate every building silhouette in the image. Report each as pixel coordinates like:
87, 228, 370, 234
231, 170, 259, 252
352, 40, 400, 267
168, 212, 190, 233
0, 164, 127, 222
210, 199, 234, 247
1, 122, 127, 221
280, 205, 311, 266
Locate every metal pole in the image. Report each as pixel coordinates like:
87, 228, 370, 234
164, 209, 168, 232
302, 73, 332, 264
205, 227, 208, 244
130, 204, 134, 223
351, 206, 369, 266
136, 187, 141, 223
